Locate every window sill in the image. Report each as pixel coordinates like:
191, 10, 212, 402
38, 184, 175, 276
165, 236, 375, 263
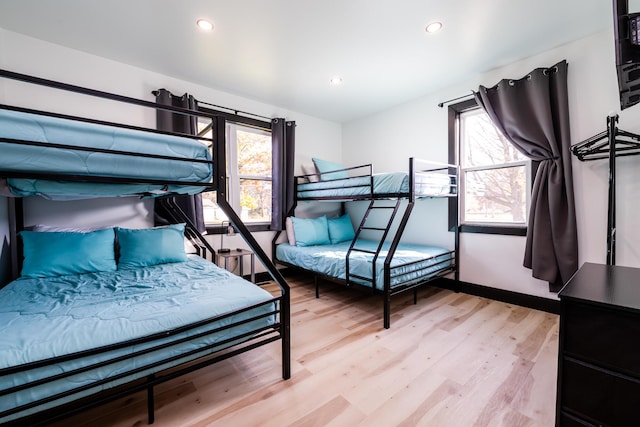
457, 224, 527, 236
205, 223, 272, 234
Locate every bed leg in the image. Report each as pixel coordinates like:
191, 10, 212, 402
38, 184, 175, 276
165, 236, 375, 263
413, 288, 418, 305
281, 296, 291, 380
315, 276, 320, 299
147, 375, 155, 424
383, 295, 391, 329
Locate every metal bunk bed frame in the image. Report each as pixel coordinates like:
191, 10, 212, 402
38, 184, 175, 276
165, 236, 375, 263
0, 69, 290, 426
272, 158, 459, 329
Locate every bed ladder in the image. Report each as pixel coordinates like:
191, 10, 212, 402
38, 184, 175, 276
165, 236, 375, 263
346, 199, 402, 289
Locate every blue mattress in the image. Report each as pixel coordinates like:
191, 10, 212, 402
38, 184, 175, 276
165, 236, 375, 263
275, 240, 453, 289
0, 108, 213, 199
296, 172, 453, 199
0, 255, 276, 422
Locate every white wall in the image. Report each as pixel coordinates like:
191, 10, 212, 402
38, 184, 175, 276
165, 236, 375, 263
343, 29, 640, 299
0, 28, 342, 278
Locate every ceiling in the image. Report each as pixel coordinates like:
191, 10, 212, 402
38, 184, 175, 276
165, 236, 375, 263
0, 0, 613, 123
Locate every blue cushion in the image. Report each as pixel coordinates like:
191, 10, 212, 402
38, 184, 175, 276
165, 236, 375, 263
291, 216, 330, 247
312, 158, 349, 180
116, 223, 187, 269
20, 228, 116, 278
327, 214, 355, 244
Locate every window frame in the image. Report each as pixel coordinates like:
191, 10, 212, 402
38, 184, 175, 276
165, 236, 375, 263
198, 106, 273, 235
448, 99, 530, 236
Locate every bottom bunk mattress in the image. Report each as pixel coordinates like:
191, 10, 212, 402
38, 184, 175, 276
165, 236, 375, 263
0, 255, 277, 423
276, 240, 453, 290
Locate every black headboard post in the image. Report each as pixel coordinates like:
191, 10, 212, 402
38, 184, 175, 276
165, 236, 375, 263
8, 197, 23, 280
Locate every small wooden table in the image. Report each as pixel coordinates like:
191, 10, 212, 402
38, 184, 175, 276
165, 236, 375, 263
215, 249, 255, 283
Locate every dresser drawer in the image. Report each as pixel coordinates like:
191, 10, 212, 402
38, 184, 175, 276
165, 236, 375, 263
561, 359, 640, 425
558, 412, 597, 427
563, 301, 640, 375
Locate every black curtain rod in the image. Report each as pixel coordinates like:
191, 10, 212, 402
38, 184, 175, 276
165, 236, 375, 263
150, 90, 272, 122
195, 99, 272, 121
437, 92, 475, 108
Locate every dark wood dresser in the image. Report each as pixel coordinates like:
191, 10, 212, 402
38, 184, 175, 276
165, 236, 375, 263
556, 262, 640, 426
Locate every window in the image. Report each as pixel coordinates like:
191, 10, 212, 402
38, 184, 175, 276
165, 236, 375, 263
449, 100, 531, 235
198, 113, 273, 231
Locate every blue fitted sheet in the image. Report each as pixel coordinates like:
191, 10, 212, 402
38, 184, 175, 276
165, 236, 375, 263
0, 108, 213, 199
0, 255, 276, 422
296, 172, 453, 199
276, 240, 453, 289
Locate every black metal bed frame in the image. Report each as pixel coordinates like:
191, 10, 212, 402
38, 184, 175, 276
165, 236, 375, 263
272, 158, 459, 329
0, 69, 290, 425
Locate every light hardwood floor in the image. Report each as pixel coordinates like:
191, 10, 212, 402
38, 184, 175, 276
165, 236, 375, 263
55, 274, 559, 427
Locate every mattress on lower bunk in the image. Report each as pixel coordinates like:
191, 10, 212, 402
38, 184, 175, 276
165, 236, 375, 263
0, 108, 213, 199
275, 240, 453, 289
296, 171, 453, 199
0, 255, 276, 422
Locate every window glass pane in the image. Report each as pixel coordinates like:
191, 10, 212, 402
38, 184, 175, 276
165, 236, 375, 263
237, 128, 271, 177
240, 179, 272, 223
201, 122, 273, 227
461, 110, 527, 167
463, 165, 527, 224
202, 191, 228, 224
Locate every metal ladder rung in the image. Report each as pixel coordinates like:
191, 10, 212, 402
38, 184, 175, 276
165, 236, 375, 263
346, 198, 402, 288
350, 248, 377, 254
349, 274, 373, 282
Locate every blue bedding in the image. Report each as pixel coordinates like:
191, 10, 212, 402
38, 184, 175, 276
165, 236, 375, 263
296, 172, 453, 199
0, 255, 276, 422
275, 240, 453, 289
0, 108, 213, 199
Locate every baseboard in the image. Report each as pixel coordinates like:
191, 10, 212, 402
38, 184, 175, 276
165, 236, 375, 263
432, 278, 560, 314
249, 267, 298, 284
260, 269, 560, 315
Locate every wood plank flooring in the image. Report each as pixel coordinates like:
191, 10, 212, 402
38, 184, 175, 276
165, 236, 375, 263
53, 274, 559, 427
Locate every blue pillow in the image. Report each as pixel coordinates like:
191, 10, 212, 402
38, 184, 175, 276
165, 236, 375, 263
327, 214, 355, 244
312, 158, 349, 180
116, 223, 187, 269
291, 216, 330, 247
20, 228, 116, 278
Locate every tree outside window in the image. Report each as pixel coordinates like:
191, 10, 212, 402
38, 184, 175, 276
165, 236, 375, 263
459, 108, 530, 226
199, 121, 272, 226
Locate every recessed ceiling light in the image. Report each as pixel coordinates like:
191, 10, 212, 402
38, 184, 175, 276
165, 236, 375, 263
196, 19, 214, 31
330, 76, 343, 86
425, 21, 443, 34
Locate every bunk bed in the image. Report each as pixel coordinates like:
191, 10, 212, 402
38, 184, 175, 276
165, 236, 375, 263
0, 70, 290, 426
273, 157, 459, 329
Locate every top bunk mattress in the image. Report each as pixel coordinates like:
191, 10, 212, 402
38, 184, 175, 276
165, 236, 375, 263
0, 108, 213, 199
296, 171, 454, 200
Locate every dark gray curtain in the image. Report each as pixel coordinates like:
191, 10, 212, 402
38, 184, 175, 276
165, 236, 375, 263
475, 60, 577, 291
153, 88, 206, 233
271, 118, 296, 231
